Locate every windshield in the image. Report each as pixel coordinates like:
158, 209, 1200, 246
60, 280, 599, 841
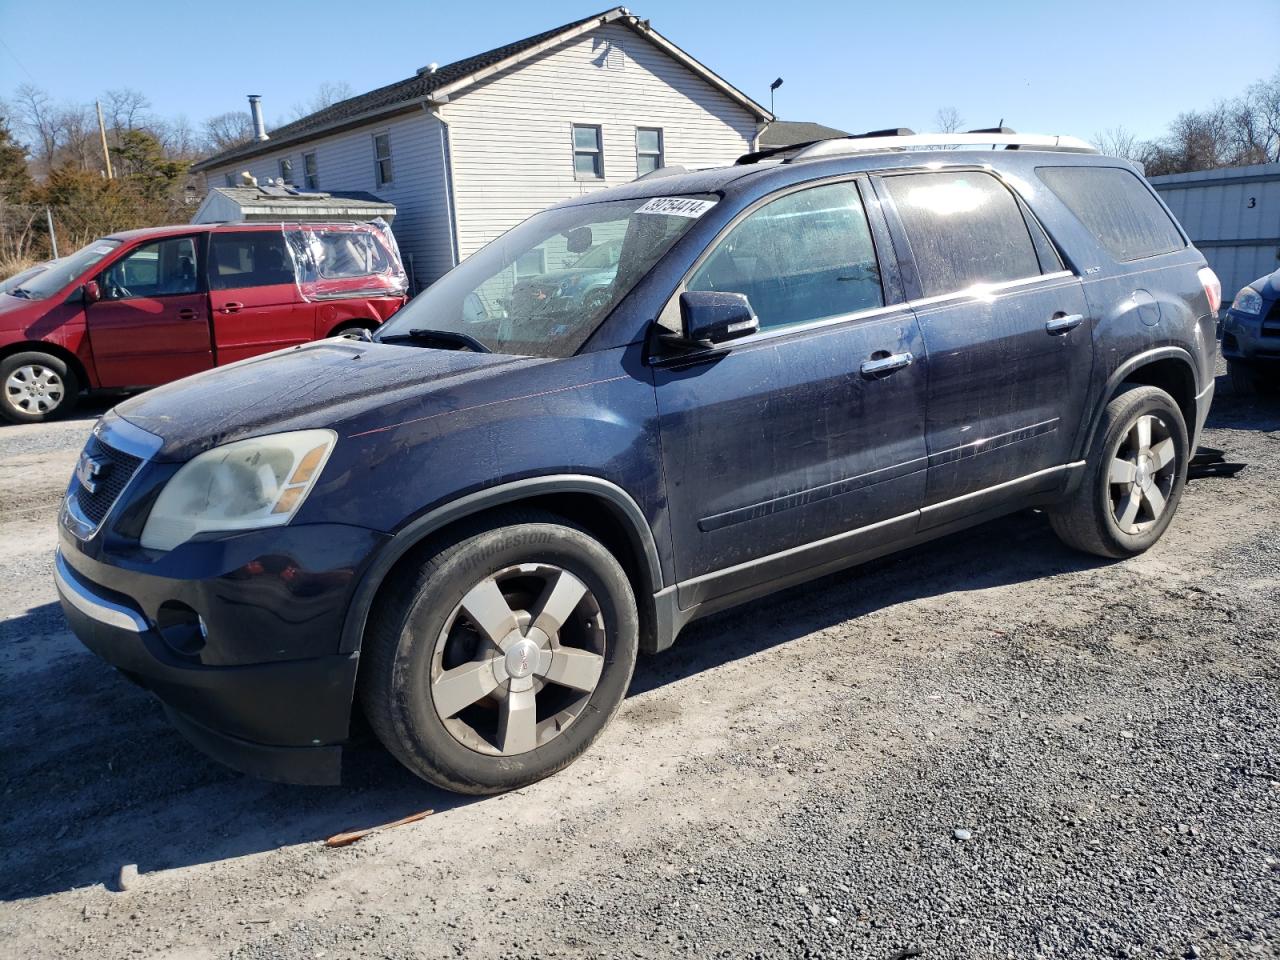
11, 240, 121, 300
376, 195, 716, 357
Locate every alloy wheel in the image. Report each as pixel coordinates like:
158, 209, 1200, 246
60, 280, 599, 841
1108, 413, 1178, 535
429, 563, 606, 756
4, 363, 64, 416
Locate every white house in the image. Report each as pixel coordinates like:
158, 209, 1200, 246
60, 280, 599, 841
192, 7, 773, 289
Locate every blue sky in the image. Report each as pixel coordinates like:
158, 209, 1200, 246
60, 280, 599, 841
1, 0, 1276, 143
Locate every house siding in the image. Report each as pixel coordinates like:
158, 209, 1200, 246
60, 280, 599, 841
200, 110, 456, 289
442, 22, 760, 259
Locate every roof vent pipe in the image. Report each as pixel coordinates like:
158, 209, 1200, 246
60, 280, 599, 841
248, 94, 268, 141
417, 62, 439, 76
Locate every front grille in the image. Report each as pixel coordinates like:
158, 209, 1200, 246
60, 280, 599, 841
74, 436, 142, 526
1263, 298, 1280, 336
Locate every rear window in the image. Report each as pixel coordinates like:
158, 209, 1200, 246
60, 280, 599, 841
881, 171, 1042, 298
1036, 166, 1185, 262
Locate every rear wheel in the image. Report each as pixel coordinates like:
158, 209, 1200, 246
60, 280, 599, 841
1050, 386, 1189, 558
359, 512, 638, 794
1, 351, 80, 424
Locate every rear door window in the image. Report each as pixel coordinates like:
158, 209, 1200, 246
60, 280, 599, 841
686, 181, 884, 333
208, 232, 296, 289
1036, 165, 1185, 262
881, 171, 1043, 298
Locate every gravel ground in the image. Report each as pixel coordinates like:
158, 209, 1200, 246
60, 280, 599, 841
0, 375, 1277, 960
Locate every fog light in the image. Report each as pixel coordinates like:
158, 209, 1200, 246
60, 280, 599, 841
156, 601, 207, 657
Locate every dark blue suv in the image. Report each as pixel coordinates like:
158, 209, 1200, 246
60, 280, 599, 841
55, 133, 1221, 794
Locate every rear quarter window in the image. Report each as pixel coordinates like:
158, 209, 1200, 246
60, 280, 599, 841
1036, 166, 1185, 262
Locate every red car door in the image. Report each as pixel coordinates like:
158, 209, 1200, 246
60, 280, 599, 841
207, 229, 316, 364
87, 235, 214, 387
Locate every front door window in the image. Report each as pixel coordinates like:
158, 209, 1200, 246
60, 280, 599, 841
101, 238, 199, 300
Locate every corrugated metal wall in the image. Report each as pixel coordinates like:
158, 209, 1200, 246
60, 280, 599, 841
1150, 162, 1280, 304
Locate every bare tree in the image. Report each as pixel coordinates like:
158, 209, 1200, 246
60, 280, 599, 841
291, 81, 355, 120
12, 84, 57, 170
934, 106, 965, 133
103, 88, 152, 134
202, 111, 254, 152
1093, 126, 1142, 161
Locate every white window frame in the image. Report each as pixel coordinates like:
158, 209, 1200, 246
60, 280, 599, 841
571, 124, 604, 180
373, 133, 393, 187
636, 127, 664, 176
303, 152, 319, 190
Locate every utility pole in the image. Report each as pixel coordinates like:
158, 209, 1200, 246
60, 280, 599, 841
95, 100, 114, 180
45, 206, 58, 259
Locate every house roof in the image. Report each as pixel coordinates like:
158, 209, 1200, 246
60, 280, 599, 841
193, 7, 772, 173
758, 120, 850, 148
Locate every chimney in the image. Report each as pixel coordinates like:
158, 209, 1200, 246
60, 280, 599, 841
247, 94, 268, 141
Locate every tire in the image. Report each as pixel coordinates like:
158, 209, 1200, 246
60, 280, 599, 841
359, 510, 638, 794
331, 323, 371, 340
1, 351, 80, 424
1050, 386, 1189, 559
1228, 360, 1276, 397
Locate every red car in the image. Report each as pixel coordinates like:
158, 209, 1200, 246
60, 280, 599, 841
0, 221, 407, 423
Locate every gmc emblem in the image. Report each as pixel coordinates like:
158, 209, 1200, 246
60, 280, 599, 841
75, 452, 109, 494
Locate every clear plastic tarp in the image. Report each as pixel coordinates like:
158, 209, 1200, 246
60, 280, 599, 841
282, 218, 407, 301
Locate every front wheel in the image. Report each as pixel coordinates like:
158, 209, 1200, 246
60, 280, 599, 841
359, 512, 638, 794
1050, 386, 1189, 558
1, 351, 80, 424
1228, 359, 1277, 397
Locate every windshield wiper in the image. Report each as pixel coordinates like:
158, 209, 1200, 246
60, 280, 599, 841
7, 287, 31, 299
377, 327, 491, 353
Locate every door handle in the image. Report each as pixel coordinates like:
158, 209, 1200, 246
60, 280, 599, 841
860, 351, 914, 378
1046, 313, 1084, 334
221, 301, 244, 314
177, 307, 199, 320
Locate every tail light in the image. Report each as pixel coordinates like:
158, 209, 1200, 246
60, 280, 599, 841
1197, 267, 1221, 315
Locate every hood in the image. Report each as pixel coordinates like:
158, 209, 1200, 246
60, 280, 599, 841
114, 338, 542, 461
0, 292, 48, 328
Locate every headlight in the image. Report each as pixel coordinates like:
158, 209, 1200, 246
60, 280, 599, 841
140, 429, 336, 551
1232, 287, 1263, 315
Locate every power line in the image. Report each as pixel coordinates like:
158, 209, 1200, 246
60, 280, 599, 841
0, 36, 38, 84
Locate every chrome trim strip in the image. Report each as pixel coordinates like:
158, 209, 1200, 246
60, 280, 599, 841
682, 462, 1080, 591
53, 551, 148, 633
906, 271, 1074, 310
94, 413, 164, 460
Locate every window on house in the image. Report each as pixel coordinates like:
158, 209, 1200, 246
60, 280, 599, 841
278, 158, 294, 185
636, 128, 663, 177
224, 173, 235, 187
572, 124, 603, 179
303, 152, 319, 190
374, 134, 393, 186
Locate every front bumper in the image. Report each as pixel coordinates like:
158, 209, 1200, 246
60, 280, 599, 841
1221, 306, 1280, 362
55, 522, 386, 785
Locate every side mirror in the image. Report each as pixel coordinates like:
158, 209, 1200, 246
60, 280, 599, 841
675, 290, 759, 346
83, 280, 101, 304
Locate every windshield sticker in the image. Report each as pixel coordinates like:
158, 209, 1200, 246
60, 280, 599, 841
92, 245, 115, 255
635, 197, 717, 218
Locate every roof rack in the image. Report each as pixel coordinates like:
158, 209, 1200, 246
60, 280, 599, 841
785, 132, 1098, 162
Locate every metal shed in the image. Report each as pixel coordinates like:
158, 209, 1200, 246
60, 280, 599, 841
1149, 162, 1280, 306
